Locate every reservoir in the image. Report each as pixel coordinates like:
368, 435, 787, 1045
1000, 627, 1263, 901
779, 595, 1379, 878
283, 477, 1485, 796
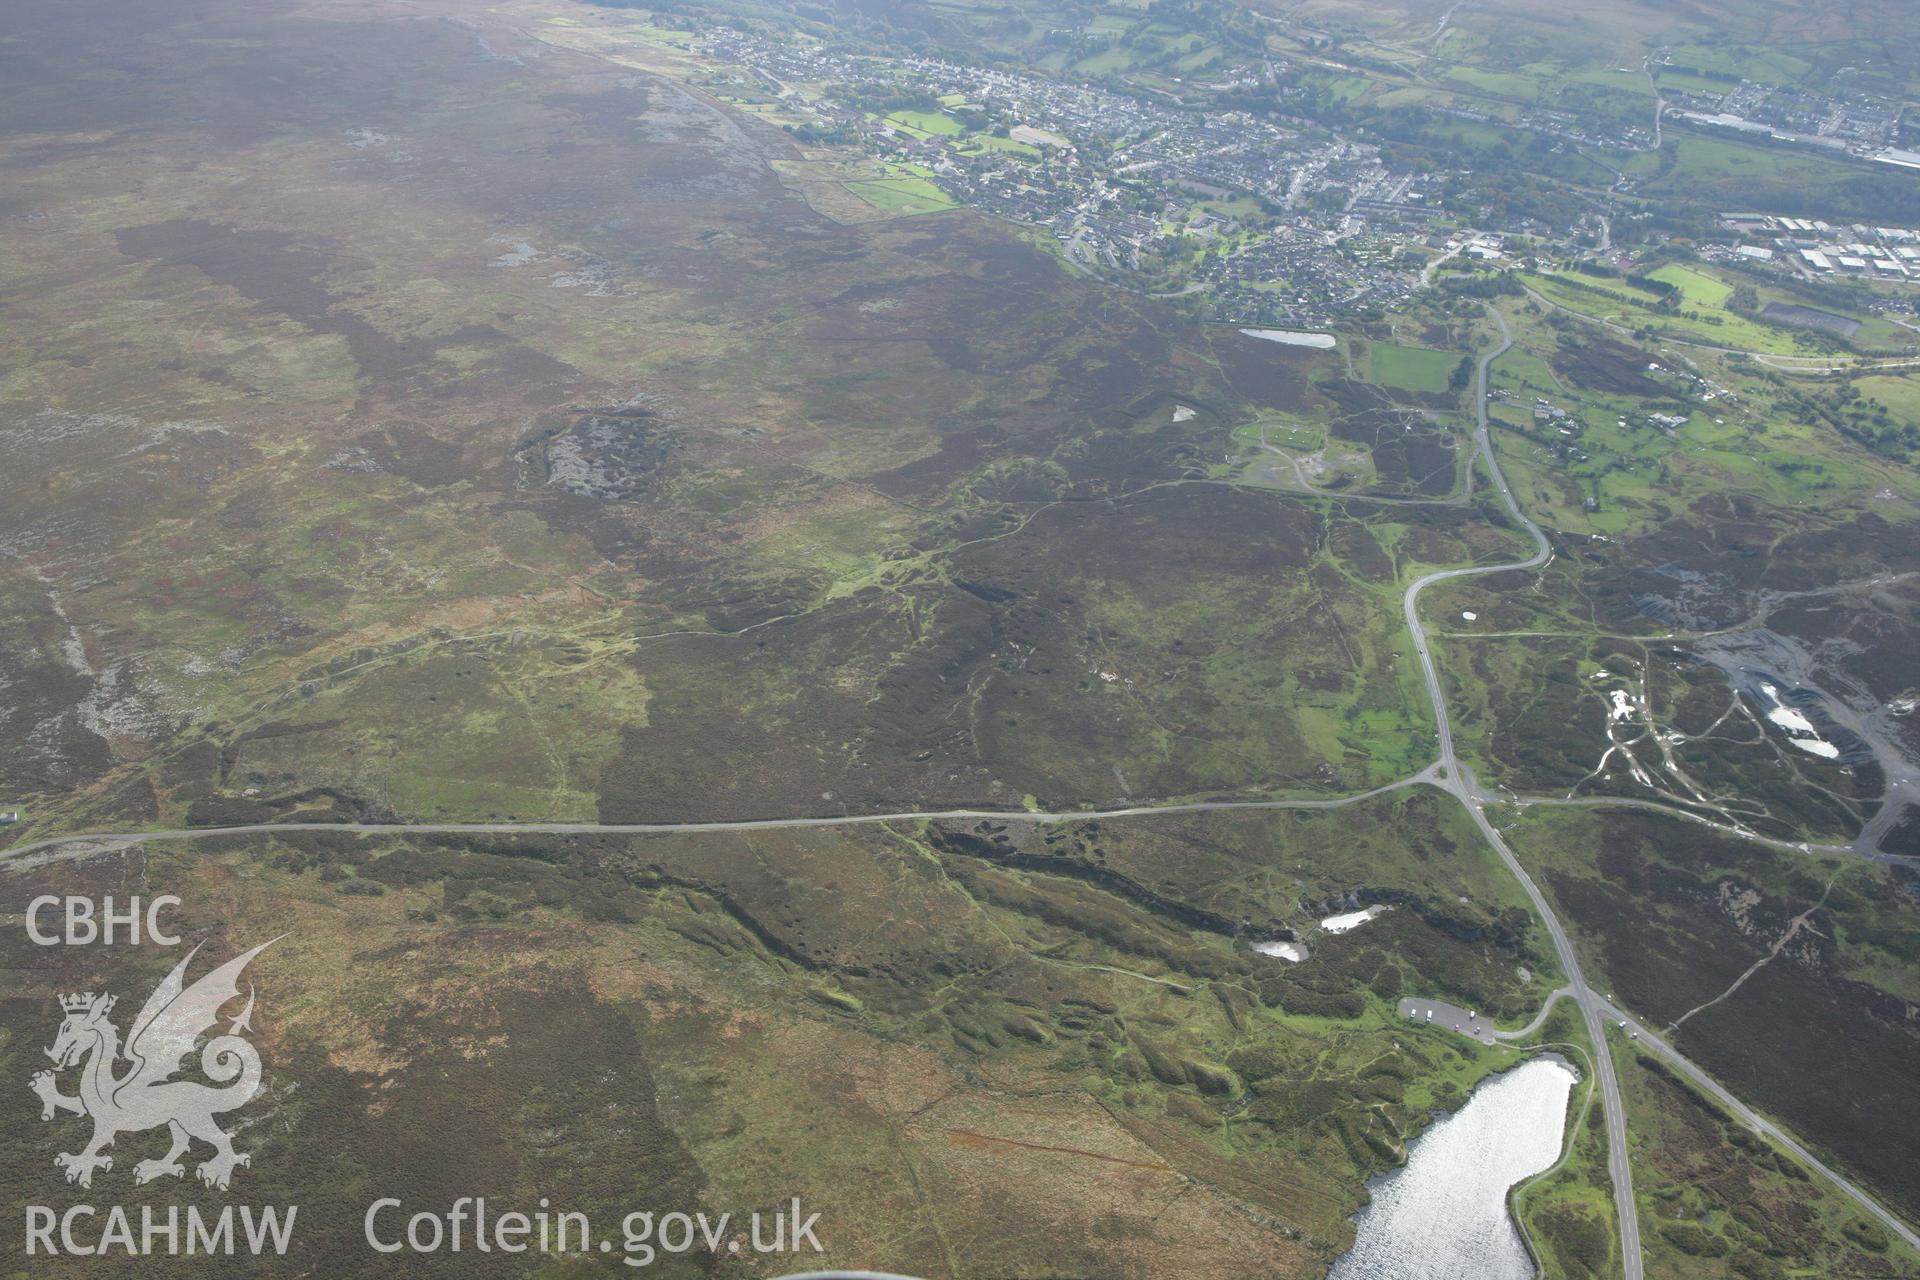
1330, 1055, 1578, 1280
1238, 327, 1338, 349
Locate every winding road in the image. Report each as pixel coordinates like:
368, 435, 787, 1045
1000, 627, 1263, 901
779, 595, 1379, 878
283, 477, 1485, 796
7, 310, 1918, 1273
1399, 309, 1645, 1280
1402, 308, 1918, 1269
1494, 985, 1573, 1041
1418, 981, 1920, 1257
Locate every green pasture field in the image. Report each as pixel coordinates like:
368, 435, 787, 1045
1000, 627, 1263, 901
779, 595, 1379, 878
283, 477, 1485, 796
843, 177, 958, 215
1652, 67, 1739, 95
1663, 43, 1812, 87
1441, 66, 1542, 100
1368, 342, 1460, 394
1304, 70, 1374, 103
1643, 263, 1732, 307
1615, 133, 1895, 219
885, 108, 964, 136
1483, 299, 1919, 541
956, 133, 1042, 158
1849, 374, 1920, 421
1522, 271, 1826, 356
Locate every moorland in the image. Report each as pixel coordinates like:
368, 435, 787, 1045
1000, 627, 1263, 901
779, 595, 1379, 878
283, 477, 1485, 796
3, 1, 1919, 1277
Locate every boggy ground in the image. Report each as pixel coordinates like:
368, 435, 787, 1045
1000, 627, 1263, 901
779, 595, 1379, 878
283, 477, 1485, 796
1, 793, 1565, 1278
1506, 804, 1920, 1229
0, 0, 1425, 839
1618, 1046, 1915, 1279
595, 483, 1433, 819
5, 3, 1920, 1277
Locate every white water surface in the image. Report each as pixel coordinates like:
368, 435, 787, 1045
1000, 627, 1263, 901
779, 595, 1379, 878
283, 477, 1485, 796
1330, 1056, 1578, 1280
1238, 327, 1337, 349
1321, 904, 1389, 934
1758, 682, 1842, 757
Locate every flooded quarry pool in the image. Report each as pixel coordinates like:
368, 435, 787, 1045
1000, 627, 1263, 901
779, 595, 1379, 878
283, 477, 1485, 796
1330, 1056, 1578, 1280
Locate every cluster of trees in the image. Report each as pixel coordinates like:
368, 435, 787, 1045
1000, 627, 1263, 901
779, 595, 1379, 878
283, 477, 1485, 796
1797, 382, 1920, 459
824, 83, 942, 115
1643, 129, 1920, 225
1208, 78, 1356, 125
1447, 356, 1475, 394
1439, 271, 1526, 299
1738, 355, 1918, 459
785, 120, 856, 145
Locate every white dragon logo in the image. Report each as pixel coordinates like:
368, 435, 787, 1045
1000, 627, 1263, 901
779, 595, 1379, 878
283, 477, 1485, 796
29, 938, 277, 1190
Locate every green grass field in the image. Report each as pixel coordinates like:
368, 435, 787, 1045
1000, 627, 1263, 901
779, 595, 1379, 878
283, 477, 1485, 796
1850, 374, 1920, 421
1442, 66, 1542, 100
1665, 43, 1812, 87
956, 133, 1042, 159
885, 108, 963, 136
1523, 271, 1825, 356
1369, 342, 1460, 394
1634, 264, 1914, 356
843, 177, 958, 215
1616, 132, 1893, 220
1653, 67, 1740, 95
1644, 263, 1733, 307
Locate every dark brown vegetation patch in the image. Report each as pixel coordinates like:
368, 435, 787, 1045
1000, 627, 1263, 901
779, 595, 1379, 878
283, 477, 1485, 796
1549, 338, 1668, 397
1540, 811, 1920, 1221
0, 569, 111, 799
597, 484, 1341, 820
